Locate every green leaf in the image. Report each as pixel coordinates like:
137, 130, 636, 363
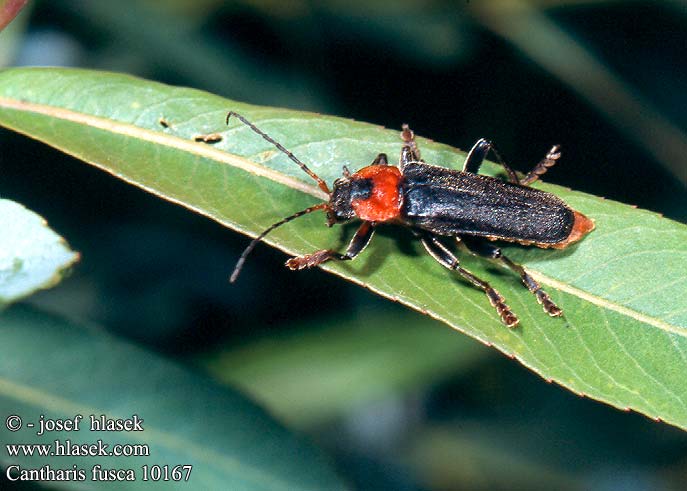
0, 306, 349, 490
0, 198, 78, 308
0, 67, 685, 430
201, 308, 491, 428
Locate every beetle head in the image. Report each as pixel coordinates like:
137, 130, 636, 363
327, 175, 373, 226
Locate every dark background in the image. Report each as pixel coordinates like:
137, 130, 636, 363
1, 1, 686, 490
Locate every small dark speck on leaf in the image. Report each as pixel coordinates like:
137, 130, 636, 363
194, 133, 223, 144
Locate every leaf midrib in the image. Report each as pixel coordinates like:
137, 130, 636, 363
0, 96, 680, 338
531, 271, 683, 336
0, 97, 328, 200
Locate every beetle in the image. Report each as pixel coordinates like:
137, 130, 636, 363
227, 112, 594, 327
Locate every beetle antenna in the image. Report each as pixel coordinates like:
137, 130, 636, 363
230, 203, 329, 283
226, 111, 331, 195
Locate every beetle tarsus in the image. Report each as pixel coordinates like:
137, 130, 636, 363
417, 232, 521, 327
229, 203, 329, 283
535, 289, 563, 317
286, 221, 375, 270
400, 124, 423, 168
520, 145, 561, 186
486, 288, 519, 328
516, 266, 563, 317
462, 238, 564, 323
463, 138, 561, 187
286, 250, 340, 269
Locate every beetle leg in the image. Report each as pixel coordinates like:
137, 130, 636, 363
371, 153, 389, 166
461, 237, 562, 317
400, 146, 415, 169
286, 222, 375, 270
417, 232, 519, 327
399, 124, 423, 169
519, 145, 561, 186
463, 139, 519, 184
